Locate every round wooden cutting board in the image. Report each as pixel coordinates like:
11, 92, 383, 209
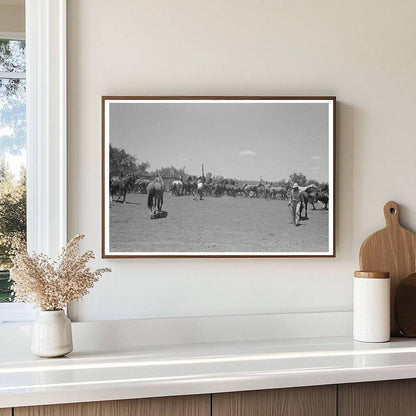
359, 201, 416, 335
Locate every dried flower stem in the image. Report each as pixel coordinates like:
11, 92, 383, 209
10, 235, 111, 310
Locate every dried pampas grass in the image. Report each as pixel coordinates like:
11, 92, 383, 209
10, 235, 111, 311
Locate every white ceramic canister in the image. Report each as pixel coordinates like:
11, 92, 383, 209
31, 310, 73, 357
353, 271, 390, 342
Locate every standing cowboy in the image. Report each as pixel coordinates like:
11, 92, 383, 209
289, 183, 302, 226
194, 178, 204, 201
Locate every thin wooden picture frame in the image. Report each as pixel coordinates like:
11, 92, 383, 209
102, 96, 336, 258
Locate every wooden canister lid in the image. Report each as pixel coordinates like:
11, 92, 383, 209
354, 271, 390, 279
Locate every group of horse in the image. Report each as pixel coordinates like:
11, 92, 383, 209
170, 179, 329, 211
110, 174, 330, 217
171, 179, 200, 197
171, 178, 291, 199
110, 174, 165, 213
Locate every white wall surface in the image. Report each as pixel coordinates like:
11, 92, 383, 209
67, 0, 416, 322
0, 4, 25, 33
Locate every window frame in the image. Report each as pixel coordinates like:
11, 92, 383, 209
0, 0, 67, 323
0, 32, 26, 79
0, 31, 25, 41
0, 33, 26, 80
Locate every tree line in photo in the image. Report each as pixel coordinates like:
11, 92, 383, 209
109, 145, 329, 210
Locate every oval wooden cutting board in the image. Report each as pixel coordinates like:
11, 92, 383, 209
359, 201, 416, 335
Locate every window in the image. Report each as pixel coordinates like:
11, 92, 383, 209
0, 35, 33, 322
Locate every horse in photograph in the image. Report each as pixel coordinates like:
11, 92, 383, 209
312, 190, 329, 210
110, 177, 120, 201
211, 182, 223, 197
147, 176, 165, 214
211, 179, 226, 197
183, 181, 191, 196
243, 184, 257, 198
204, 181, 214, 196
311, 184, 329, 209
225, 184, 237, 197
264, 183, 276, 200
267, 186, 277, 200
135, 179, 150, 194
171, 180, 184, 196
299, 184, 317, 219
110, 174, 136, 203
183, 177, 197, 196
275, 183, 290, 200
235, 183, 247, 197
256, 183, 266, 198
263, 183, 270, 200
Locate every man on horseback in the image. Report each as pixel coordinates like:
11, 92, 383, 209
289, 183, 302, 226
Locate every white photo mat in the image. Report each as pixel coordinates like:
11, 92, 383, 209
102, 97, 335, 258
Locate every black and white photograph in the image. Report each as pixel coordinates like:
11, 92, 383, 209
102, 97, 335, 257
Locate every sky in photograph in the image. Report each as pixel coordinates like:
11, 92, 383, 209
109, 101, 330, 182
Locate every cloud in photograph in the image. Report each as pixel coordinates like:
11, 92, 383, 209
311, 155, 322, 160
311, 166, 321, 171
179, 157, 187, 162
238, 150, 256, 156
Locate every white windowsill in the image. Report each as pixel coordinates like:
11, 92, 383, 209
0, 303, 35, 324
0, 311, 352, 353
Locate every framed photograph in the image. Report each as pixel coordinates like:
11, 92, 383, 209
102, 96, 335, 258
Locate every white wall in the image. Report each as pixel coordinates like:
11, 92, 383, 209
67, 0, 416, 322
0, 3, 25, 33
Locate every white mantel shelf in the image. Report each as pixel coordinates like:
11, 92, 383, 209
2, 336, 416, 409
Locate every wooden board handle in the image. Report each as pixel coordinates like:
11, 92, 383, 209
384, 201, 400, 228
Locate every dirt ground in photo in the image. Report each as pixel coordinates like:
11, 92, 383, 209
109, 193, 329, 253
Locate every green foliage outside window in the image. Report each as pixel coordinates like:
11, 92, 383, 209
0, 39, 27, 302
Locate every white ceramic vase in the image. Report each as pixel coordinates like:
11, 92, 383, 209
31, 310, 73, 358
